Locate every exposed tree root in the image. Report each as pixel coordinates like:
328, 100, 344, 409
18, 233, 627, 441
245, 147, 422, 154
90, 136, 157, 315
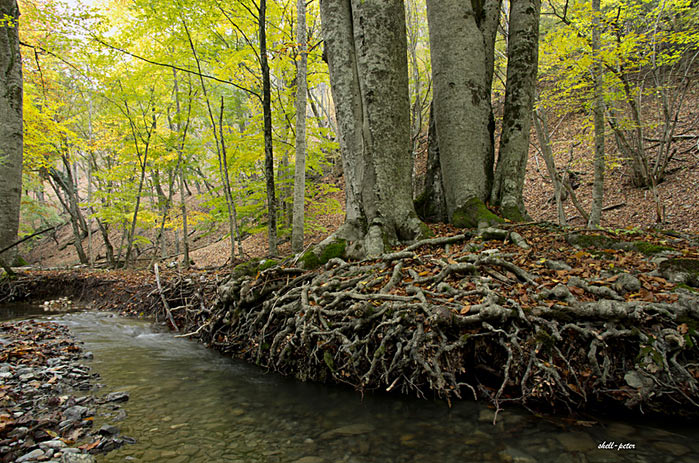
3, 225, 698, 421
160, 230, 699, 420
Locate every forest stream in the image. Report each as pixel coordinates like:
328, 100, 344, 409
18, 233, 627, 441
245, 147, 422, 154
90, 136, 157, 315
2, 304, 699, 463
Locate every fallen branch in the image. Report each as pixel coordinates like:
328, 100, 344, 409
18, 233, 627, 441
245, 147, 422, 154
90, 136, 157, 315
154, 264, 178, 332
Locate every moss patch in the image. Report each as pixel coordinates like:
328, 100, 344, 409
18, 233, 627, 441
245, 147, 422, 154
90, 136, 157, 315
300, 251, 321, 269
258, 259, 278, 271
232, 258, 262, 278
499, 203, 528, 223
632, 241, 672, 255
301, 239, 348, 270
418, 221, 434, 239
11, 255, 28, 267
566, 233, 618, 250
451, 197, 503, 229
567, 234, 673, 256
320, 239, 347, 263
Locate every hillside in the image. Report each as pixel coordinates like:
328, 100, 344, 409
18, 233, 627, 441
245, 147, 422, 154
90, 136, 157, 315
20, 110, 698, 269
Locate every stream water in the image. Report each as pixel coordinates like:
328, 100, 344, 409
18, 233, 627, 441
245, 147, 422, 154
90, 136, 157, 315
2, 306, 698, 463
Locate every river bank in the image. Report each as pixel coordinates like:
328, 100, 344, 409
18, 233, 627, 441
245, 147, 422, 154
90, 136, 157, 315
1, 311, 696, 463
2, 224, 698, 423
0, 318, 133, 462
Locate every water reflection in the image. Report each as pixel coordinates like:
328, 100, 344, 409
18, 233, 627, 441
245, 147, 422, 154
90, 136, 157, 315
0, 302, 50, 321
7, 308, 699, 463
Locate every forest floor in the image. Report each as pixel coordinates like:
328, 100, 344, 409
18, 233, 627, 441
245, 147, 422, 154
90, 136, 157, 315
3, 223, 699, 422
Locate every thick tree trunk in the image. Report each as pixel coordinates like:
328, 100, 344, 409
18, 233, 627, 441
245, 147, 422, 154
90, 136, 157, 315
260, 0, 278, 256
491, 0, 540, 222
319, 0, 424, 258
291, 0, 308, 254
588, 0, 605, 228
426, 0, 497, 228
0, 0, 23, 267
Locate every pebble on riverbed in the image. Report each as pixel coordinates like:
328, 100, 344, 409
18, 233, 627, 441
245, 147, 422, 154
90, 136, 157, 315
0, 320, 133, 463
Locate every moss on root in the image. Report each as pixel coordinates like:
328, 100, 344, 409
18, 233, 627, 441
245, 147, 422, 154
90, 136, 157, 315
660, 258, 699, 287
233, 258, 262, 278
418, 221, 434, 239
232, 258, 279, 277
451, 197, 504, 229
499, 204, 529, 223
258, 259, 278, 271
632, 241, 672, 255
567, 234, 673, 256
301, 239, 348, 270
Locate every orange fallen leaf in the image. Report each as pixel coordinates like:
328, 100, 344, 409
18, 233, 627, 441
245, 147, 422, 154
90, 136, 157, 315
460, 305, 471, 315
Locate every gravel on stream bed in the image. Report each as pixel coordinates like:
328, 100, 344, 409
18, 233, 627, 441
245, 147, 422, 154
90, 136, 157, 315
0, 319, 133, 463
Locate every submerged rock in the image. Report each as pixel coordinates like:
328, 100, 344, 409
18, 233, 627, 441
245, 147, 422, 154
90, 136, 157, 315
61, 454, 97, 463
318, 423, 375, 440
104, 391, 130, 403
555, 432, 596, 452
16, 449, 44, 462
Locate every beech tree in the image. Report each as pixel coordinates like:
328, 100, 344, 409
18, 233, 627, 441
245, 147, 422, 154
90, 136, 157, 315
426, 0, 541, 226
319, 0, 425, 258
491, 0, 541, 222
0, 0, 23, 269
426, 0, 501, 227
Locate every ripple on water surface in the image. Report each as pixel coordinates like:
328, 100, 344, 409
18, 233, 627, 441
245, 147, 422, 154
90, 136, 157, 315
15, 311, 699, 463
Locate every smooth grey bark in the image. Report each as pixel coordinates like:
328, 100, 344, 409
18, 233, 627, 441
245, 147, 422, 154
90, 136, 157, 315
291, 0, 308, 253
218, 97, 241, 261
588, 0, 604, 228
426, 0, 494, 222
45, 158, 88, 264
0, 0, 23, 267
491, 0, 540, 221
481, 0, 503, 97
320, 0, 423, 257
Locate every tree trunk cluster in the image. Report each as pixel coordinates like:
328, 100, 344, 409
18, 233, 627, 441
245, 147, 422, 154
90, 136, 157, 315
320, 0, 425, 258
319, 0, 542, 259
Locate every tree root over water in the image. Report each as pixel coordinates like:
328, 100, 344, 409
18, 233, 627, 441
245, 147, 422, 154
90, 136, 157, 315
162, 232, 699, 421
3, 226, 698, 420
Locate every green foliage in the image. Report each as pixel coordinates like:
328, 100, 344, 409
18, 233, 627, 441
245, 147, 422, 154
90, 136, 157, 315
539, 0, 699, 181
17, 0, 338, 267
